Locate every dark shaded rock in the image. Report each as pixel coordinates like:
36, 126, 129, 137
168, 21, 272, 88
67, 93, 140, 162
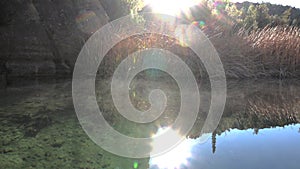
32, 0, 109, 66
6, 60, 56, 77
0, 74, 7, 88
53, 59, 71, 75
100, 0, 127, 20
0, 1, 58, 77
0, 60, 8, 88
0, 0, 110, 77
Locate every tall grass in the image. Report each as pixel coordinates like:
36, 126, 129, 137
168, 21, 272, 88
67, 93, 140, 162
99, 23, 300, 79
209, 32, 262, 78
242, 26, 300, 77
208, 25, 300, 78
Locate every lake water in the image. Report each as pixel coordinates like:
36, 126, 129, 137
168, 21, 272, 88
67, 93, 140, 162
0, 77, 299, 169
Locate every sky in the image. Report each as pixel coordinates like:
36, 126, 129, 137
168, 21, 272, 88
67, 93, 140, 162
230, 0, 300, 9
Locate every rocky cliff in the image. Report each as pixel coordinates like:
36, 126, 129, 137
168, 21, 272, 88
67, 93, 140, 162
0, 0, 112, 78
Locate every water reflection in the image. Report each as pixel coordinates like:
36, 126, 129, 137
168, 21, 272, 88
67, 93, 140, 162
150, 124, 300, 169
150, 127, 214, 169
150, 127, 196, 169
190, 124, 300, 169
147, 79, 300, 169
1, 78, 300, 168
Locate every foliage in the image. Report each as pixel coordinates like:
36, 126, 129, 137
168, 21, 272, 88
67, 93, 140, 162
101, 0, 300, 79
124, 0, 300, 30
227, 1, 300, 30
118, 0, 145, 22
120, 0, 144, 15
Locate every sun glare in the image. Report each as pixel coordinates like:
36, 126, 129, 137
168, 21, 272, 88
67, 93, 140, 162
149, 127, 198, 169
145, 0, 201, 16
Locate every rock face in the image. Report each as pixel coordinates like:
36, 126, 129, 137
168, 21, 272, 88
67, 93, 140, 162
100, 0, 127, 21
0, 0, 110, 77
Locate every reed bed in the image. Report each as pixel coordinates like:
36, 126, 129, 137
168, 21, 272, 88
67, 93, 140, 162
246, 26, 300, 65
207, 25, 300, 78
209, 33, 263, 78
98, 24, 300, 79
241, 26, 300, 77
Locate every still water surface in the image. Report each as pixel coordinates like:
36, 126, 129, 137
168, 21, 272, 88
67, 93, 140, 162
0, 78, 299, 169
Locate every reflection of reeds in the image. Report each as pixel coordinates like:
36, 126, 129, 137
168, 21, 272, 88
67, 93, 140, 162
248, 101, 296, 124
210, 91, 300, 138
246, 95, 299, 128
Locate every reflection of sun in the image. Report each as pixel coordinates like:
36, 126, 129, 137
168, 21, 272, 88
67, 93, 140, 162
145, 0, 201, 16
150, 127, 197, 169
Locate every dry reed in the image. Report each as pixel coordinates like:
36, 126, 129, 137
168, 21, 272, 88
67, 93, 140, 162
242, 26, 300, 77
99, 24, 300, 79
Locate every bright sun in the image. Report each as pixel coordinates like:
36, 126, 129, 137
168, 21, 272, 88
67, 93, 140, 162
145, 0, 201, 16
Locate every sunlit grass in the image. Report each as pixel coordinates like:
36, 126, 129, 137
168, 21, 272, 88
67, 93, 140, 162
244, 26, 300, 70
